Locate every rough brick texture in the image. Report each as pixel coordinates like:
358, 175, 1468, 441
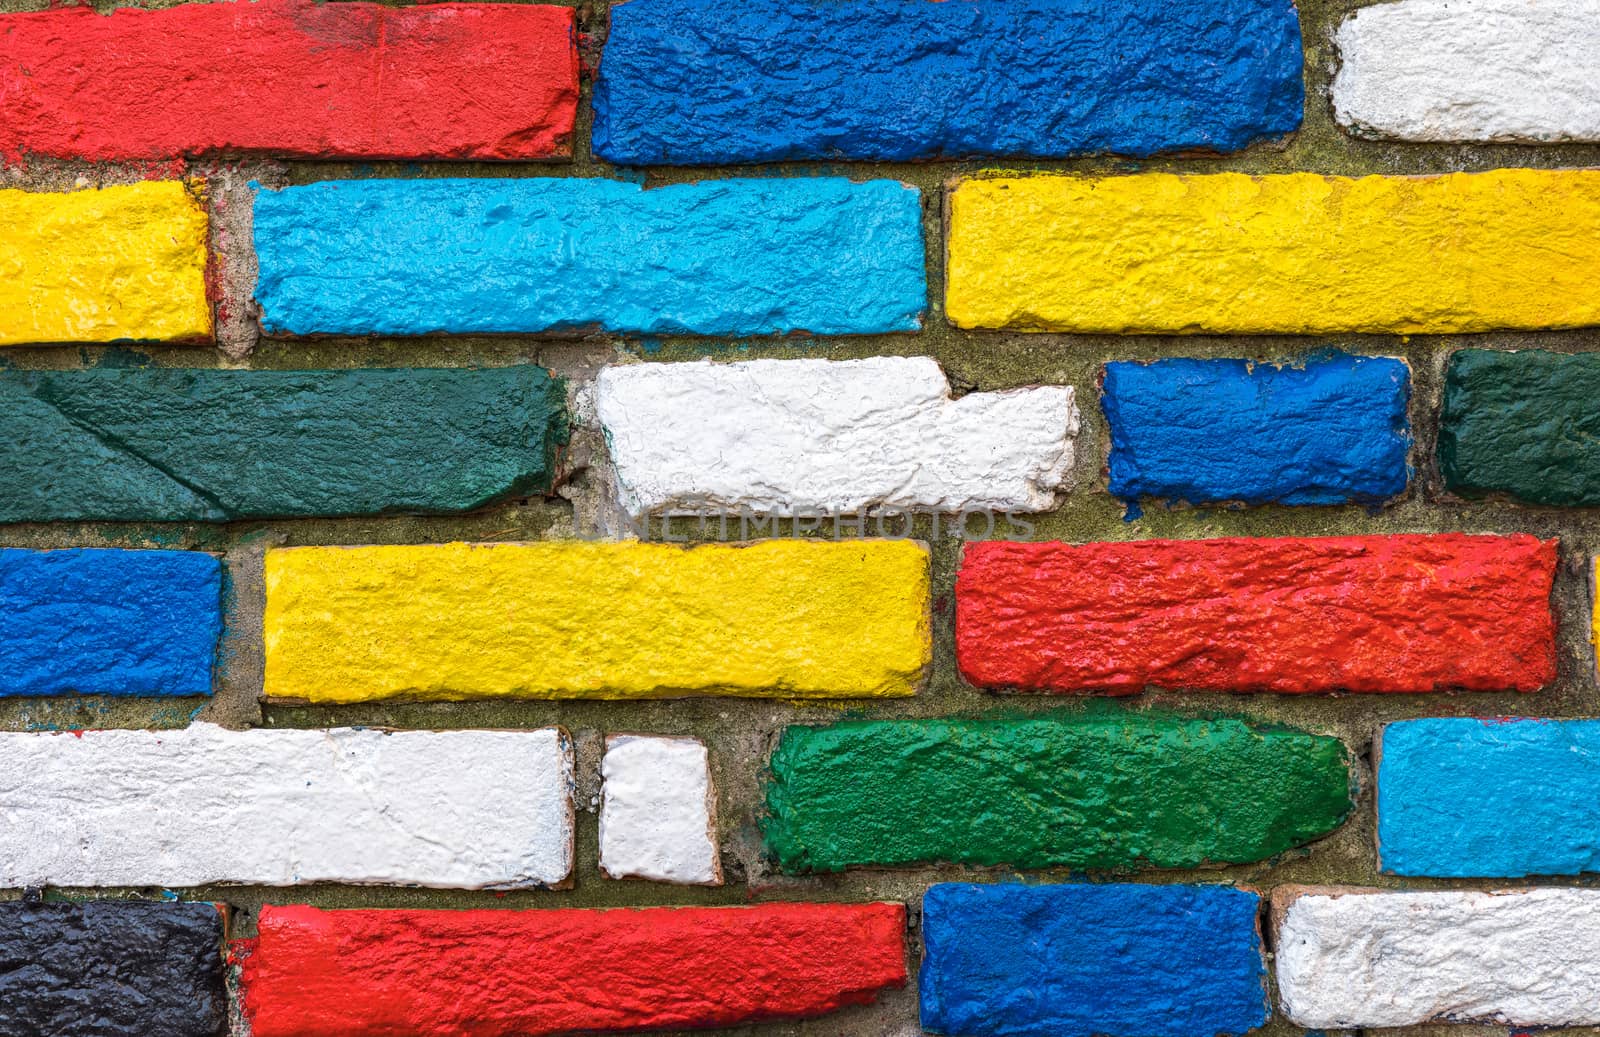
921, 883, 1267, 1037
237, 902, 906, 1036
252, 177, 925, 337
1102, 353, 1411, 508
0, 1, 576, 162
957, 535, 1558, 694
947, 170, 1600, 334
763, 714, 1350, 872
263, 540, 930, 703
599, 735, 721, 885
0, 367, 565, 522
593, 0, 1302, 164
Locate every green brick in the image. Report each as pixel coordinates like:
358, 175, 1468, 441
0, 367, 565, 522
763, 713, 1352, 873
1440, 349, 1600, 506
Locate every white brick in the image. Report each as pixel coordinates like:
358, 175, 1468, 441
1332, 0, 1600, 142
1275, 887, 1600, 1027
0, 723, 572, 889
595, 357, 1077, 516
599, 734, 720, 885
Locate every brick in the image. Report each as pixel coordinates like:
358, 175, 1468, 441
0, 182, 210, 346
1377, 717, 1600, 877
1439, 349, 1600, 505
957, 535, 1557, 694
252, 177, 925, 338
0, 548, 219, 697
0, 1, 575, 162
596, 357, 1076, 516
764, 714, 1350, 872
592, 0, 1301, 164
0, 367, 565, 522
600, 735, 720, 885
921, 883, 1267, 1037
1274, 887, 1600, 1027
237, 902, 906, 1036
0, 724, 571, 888
1103, 354, 1411, 508
947, 170, 1600, 334
1333, 0, 1600, 143
0, 900, 224, 1037
263, 540, 930, 703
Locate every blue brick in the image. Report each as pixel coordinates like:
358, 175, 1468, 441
0, 549, 221, 696
1379, 717, 1600, 878
920, 883, 1268, 1037
252, 177, 926, 338
1102, 353, 1411, 508
593, 0, 1303, 164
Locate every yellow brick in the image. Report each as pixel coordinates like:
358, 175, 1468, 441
946, 169, 1600, 334
0, 181, 211, 346
263, 539, 931, 702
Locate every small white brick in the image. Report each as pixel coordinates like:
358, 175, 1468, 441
0, 723, 573, 889
1276, 887, 1600, 1027
595, 356, 1077, 516
599, 735, 720, 885
1333, 0, 1600, 142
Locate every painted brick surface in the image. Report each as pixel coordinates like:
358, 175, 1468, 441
957, 535, 1557, 694
0, 548, 220, 697
1439, 349, 1600, 505
946, 170, 1600, 334
1103, 354, 1411, 508
592, 0, 1302, 164
1275, 887, 1600, 1027
600, 735, 721, 885
921, 883, 1268, 1037
0, 367, 565, 522
1378, 717, 1600, 877
0, 182, 210, 346
0, 900, 224, 1037
237, 902, 906, 1036
764, 714, 1350, 872
1333, 0, 1600, 143
596, 357, 1077, 516
263, 540, 930, 702
252, 177, 925, 338
0, 724, 572, 888
0, 1, 576, 162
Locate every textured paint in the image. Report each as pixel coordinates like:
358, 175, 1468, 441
0, 367, 565, 522
596, 357, 1077, 516
237, 902, 906, 1036
957, 535, 1557, 694
0, 900, 224, 1037
0, 1, 576, 161
946, 170, 1600, 334
264, 540, 930, 702
763, 714, 1350, 872
1102, 354, 1411, 507
252, 177, 925, 337
600, 735, 721, 885
0, 548, 220, 697
1378, 717, 1600, 877
0, 724, 572, 888
1439, 349, 1600, 505
1333, 0, 1600, 142
592, 0, 1302, 164
921, 883, 1268, 1037
1275, 887, 1600, 1027
0, 182, 210, 346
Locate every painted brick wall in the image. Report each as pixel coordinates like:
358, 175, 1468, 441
2, 0, 1599, 1034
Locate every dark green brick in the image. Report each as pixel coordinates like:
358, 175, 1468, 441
0, 367, 565, 522
1440, 349, 1600, 506
763, 713, 1351, 873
